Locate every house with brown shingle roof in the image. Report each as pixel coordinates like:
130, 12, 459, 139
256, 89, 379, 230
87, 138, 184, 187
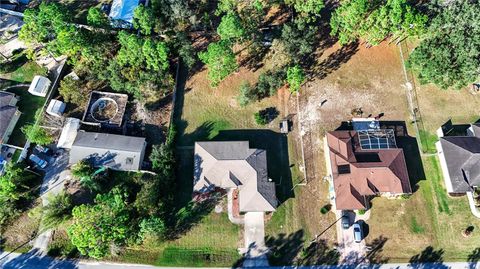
326, 119, 412, 210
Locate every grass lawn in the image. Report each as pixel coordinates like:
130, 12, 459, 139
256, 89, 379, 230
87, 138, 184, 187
6, 86, 46, 146
1, 55, 47, 146
367, 155, 480, 262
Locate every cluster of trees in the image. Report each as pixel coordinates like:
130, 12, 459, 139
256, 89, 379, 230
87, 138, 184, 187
0, 164, 39, 227
407, 0, 480, 89
330, 0, 427, 46
41, 130, 177, 258
19, 2, 196, 102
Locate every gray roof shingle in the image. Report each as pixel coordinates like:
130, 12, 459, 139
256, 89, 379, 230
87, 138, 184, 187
194, 141, 277, 212
69, 132, 146, 171
440, 136, 480, 192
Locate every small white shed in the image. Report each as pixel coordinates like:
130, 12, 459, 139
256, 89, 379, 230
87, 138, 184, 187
28, 76, 51, 97
46, 99, 66, 117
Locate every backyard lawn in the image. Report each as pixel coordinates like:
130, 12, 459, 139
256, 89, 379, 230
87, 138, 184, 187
0, 54, 47, 146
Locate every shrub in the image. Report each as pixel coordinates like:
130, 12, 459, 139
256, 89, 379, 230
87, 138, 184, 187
286, 65, 305, 93
357, 209, 366, 215
237, 81, 255, 107
320, 204, 331, 214
71, 160, 103, 191
254, 107, 279, 125
256, 70, 286, 98
138, 216, 166, 242
42, 191, 74, 229
254, 112, 268, 125
21, 124, 54, 146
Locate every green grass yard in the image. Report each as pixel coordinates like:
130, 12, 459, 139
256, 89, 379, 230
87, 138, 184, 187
0, 56, 47, 146
6, 87, 46, 146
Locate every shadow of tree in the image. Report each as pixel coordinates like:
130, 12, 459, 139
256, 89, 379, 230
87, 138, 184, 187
296, 239, 340, 265
366, 235, 389, 264
310, 42, 359, 80
409, 246, 448, 269
165, 199, 217, 240
266, 230, 305, 265
468, 248, 480, 269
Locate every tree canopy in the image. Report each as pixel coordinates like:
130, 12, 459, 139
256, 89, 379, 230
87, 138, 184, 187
87, 7, 110, 28
133, 5, 157, 35
330, 0, 427, 45
407, 0, 480, 89
68, 188, 132, 259
217, 13, 246, 41
198, 41, 238, 87
285, 0, 324, 21
287, 65, 305, 92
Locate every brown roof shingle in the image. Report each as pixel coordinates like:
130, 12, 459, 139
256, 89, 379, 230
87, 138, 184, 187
327, 130, 412, 210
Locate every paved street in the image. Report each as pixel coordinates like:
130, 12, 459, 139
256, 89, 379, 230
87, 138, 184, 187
1, 250, 480, 269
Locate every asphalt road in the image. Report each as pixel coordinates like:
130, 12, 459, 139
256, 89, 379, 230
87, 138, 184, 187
1, 250, 480, 269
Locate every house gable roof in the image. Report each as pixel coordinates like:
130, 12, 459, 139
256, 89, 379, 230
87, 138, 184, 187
194, 141, 277, 212
327, 130, 411, 210
440, 136, 480, 192
69, 131, 146, 171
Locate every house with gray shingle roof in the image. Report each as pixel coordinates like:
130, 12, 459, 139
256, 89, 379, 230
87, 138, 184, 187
193, 141, 277, 212
0, 91, 21, 145
69, 131, 146, 171
436, 121, 480, 194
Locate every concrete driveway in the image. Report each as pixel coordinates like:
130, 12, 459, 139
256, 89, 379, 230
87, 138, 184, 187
242, 212, 269, 267
32, 149, 71, 253
335, 210, 367, 263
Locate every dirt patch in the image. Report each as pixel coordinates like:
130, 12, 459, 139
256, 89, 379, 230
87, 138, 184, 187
1, 207, 41, 251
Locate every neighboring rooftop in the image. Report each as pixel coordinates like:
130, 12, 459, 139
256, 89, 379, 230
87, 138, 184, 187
0, 91, 20, 144
82, 91, 128, 128
69, 131, 146, 171
437, 121, 480, 193
194, 141, 277, 212
27, 75, 51, 97
109, 0, 141, 26
327, 121, 412, 210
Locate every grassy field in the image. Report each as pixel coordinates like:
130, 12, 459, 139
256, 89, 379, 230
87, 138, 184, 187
367, 155, 480, 262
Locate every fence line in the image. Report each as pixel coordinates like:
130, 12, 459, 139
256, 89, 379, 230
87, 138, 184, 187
398, 41, 431, 154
